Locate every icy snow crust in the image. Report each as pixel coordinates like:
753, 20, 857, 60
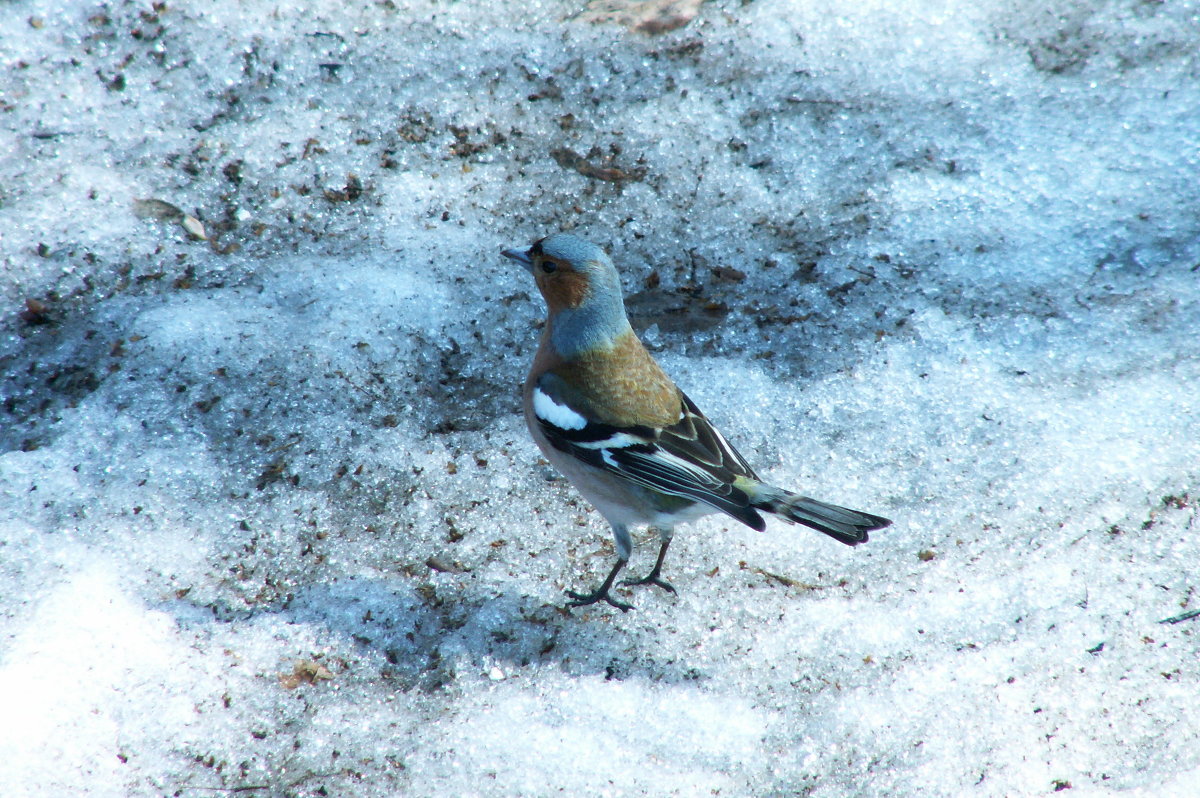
2, 0, 1199, 795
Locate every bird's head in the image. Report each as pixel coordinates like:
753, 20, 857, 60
502, 233, 623, 314
502, 232, 631, 356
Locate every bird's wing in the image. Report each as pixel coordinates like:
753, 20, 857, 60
532, 375, 765, 530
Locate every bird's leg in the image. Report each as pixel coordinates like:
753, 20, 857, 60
621, 532, 676, 594
566, 558, 634, 612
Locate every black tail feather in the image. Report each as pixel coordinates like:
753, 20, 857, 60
755, 490, 891, 546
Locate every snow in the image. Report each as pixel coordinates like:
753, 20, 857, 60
2, 0, 1199, 795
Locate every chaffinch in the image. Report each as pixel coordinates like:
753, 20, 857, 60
502, 233, 891, 611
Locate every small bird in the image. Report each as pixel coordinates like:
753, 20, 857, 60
502, 233, 891, 611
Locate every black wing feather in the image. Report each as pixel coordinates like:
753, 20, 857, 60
534, 380, 765, 530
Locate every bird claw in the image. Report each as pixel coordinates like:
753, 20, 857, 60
620, 574, 676, 594
566, 587, 634, 612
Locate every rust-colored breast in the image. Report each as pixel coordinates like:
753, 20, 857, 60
553, 330, 681, 428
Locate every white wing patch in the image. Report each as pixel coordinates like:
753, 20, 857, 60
532, 386, 587, 431
574, 432, 648, 450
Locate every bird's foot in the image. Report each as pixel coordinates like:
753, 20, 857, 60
620, 572, 676, 594
566, 586, 634, 612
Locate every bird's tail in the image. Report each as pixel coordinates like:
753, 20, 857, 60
750, 485, 892, 546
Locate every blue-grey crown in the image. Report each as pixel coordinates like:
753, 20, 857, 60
534, 233, 632, 357
534, 233, 609, 266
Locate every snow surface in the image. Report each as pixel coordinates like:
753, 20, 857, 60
2, 0, 1199, 795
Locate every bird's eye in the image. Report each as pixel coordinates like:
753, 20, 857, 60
540, 260, 558, 273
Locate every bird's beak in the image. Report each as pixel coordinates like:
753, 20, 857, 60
501, 246, 534, 273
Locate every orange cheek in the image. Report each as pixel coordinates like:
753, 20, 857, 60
538, 271, 590, 310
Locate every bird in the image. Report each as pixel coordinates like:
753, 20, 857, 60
502, 232, 891, 611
